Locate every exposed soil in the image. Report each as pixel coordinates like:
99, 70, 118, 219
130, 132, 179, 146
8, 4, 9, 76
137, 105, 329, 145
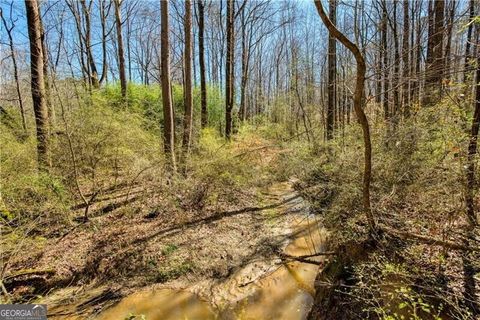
3, 142, 329, 319
38, 181, 326, 319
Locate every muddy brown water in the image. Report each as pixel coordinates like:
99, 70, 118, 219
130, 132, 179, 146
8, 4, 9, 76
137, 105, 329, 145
52, 182, 328, 320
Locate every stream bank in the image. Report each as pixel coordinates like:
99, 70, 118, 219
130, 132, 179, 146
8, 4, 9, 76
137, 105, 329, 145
44, 181, 328, 319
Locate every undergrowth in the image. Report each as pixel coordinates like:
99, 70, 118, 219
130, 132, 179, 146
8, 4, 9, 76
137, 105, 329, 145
1, 82, 478, 316
286, 98, 480, 319
0, 84, 277, 293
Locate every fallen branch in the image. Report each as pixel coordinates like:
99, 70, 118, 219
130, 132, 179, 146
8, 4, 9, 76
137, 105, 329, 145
278, 251, 334, 265
3, 269, 55, 282
381, 225, 480, 252
233, 145, 275, 158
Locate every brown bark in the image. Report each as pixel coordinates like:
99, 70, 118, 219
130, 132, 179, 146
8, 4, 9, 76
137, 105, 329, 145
375, 29, 382, 105
197, 0, 208, 128
25, 0, 50, 170
225, 0, 234, 139
425, 1, 434, 69
464, 0, 475, 83
402, 0, 410, 117
391, 1, 400, 120
99, 0, 110, 85
413, 0, 421, 104
114, 0, 127, 99
314, 0, 376, 232
466, 55, 480, 228
424, 0, 444, 105
381, 1, 389, 121
160, 0, 176, 171
37, 4, 54, 129
239, 7, 248, 122
182, 0, 193, 154
326, 0, 336, 140
443, 1, 456, 82
81, 0, 99, 88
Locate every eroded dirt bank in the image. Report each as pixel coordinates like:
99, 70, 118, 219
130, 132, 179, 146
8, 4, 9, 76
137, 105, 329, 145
42, 181, 327, 319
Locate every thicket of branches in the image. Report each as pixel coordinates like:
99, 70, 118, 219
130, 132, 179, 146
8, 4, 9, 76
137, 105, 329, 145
0, 0, 479, 317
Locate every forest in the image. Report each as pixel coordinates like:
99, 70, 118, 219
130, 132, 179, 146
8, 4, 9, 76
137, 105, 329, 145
0, 0, 479, 319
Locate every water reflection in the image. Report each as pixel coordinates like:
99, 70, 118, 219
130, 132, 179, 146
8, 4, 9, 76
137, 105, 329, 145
99, 220, 326, 320
98, 289, 216, 320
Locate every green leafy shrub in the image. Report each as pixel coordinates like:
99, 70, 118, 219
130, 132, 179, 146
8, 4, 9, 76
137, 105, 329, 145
2, 172, 70, 223
54, 102, 163, 199
1, 117, 70, 223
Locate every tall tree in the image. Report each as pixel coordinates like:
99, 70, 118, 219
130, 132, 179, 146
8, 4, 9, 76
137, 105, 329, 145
25, 0, 50, 170
197, 0, 208, 128
381, 0, 389, 122
66, 0, 100, 89
326, 0, 336, 140
182, 0, 193, 154
99, 0, 111, 85
402, 0, 410, 117
315, 0, 375, 232
464, 0, 475, 83
114, 0, 127, 99
443, 1, 456, 83
239, 2, 248, 121
225, 0, 234, 139
424, 0, 445, 105
38, 3, 53, 128
413, 0, 422, 104
391, 0, 400, 121
1, 4, 27, 133
81, 0, 99, 88
161, 0, 176, 171
466, 55, 480, 228
463, 55, 480, 318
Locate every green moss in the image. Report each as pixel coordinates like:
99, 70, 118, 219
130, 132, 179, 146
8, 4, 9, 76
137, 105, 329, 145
155, 261, 195, 283
162, 243, 179, 256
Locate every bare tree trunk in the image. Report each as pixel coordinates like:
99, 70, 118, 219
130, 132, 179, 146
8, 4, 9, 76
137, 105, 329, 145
424, 0, 444, 105
239, 7, 248, 122
114, 0, 127, 99
38, 6, 54, 130
391, 0, 400, 122
381, 1, 389, 122
443, 1, 456, 83
464, 0, 475, 83
182, 0, 193, 154
126, 10, 132, 82
375, 29, 382, 105
81, 0, 99, 88
425, 0, 434, 70
1, 5, 27, 133
402, 0, 410, 118
161, 0, 176, 172
463, 56, 480, 318
414, 0, 421, 104
99, 0, 110, 85
225, 0, 234, 139
197, 0, 208, 128
466, 55, 480, 228
25, 0, 50, 170
326, 0, 336, 140
315, 0, 376, 232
